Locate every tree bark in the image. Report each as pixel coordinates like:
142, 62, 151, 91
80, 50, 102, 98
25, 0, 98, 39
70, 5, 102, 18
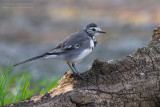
7, 26, 160, 107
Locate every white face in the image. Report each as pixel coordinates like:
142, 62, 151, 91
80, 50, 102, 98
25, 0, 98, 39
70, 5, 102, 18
87, 27, 103, 36
94, 27, 102, 36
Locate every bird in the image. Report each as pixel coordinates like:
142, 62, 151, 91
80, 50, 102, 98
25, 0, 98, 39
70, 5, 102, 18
14, 23, 106, 79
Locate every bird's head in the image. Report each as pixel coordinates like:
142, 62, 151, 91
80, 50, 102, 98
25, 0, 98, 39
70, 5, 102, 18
85, 23, 106, 36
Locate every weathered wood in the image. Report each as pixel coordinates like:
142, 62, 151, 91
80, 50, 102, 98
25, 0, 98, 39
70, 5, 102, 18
7, 26, 160, 107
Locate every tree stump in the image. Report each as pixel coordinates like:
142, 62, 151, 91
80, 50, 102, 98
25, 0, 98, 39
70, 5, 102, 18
7, 26, 160, 107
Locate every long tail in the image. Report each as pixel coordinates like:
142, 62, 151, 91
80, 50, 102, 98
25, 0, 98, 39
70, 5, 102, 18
13, 54, 45, 67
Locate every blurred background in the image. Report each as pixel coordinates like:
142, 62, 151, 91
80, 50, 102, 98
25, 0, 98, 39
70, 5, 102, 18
0, 0, 160, 80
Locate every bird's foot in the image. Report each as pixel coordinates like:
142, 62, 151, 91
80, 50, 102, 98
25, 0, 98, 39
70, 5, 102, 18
72, 72, 90, 80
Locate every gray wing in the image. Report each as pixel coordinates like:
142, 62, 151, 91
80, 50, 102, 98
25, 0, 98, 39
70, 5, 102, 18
44, 30, 89, 55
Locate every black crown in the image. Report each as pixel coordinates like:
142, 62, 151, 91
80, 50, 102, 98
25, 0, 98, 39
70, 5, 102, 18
86, 23, 97, 29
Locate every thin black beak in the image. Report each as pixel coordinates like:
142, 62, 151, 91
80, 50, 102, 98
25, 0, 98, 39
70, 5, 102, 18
98, 31, 106, 33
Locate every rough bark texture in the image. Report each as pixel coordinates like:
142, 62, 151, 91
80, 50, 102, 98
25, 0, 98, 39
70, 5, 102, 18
6, 26, 160, 107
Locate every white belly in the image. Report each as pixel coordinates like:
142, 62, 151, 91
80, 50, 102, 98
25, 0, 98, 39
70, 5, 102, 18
73, 40, 94, 63
75, 49, 92, 62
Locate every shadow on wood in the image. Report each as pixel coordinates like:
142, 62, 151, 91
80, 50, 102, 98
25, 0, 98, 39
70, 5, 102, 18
7, 26, 160, 107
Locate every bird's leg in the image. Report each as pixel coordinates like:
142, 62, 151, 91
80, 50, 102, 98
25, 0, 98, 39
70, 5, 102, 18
72, 63, 91, 79
72, 63, 84, 79
67, 62, 83, 79
72, 63, 79, 74
66, 62, 76, 75
67, 62, 88, 80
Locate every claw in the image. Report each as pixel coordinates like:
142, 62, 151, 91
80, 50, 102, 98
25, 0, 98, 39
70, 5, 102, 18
72, 73, 90, 80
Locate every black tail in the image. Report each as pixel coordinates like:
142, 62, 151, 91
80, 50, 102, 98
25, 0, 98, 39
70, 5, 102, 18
13, 55, 45, 67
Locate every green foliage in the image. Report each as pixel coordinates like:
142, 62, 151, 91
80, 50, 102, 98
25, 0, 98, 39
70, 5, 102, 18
0, 63, 11, 105
40, 88, 44, 94
0, 63, 59, 106
21, 75, 33, 100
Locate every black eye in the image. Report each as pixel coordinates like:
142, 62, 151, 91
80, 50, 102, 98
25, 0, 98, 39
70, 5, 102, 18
92, 28, 96, 31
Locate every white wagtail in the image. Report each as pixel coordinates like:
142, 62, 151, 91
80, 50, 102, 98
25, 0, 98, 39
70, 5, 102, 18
14, 23, 106, 78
